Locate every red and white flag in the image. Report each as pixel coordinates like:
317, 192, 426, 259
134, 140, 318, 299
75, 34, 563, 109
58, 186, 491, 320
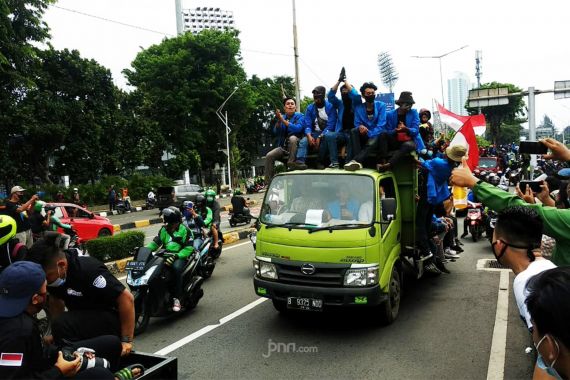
450, 115, 485, 170
0, 353, 23, 367
436, 102, 486, 136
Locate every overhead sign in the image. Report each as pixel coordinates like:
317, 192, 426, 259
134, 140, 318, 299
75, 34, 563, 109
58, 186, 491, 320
468, 87, 510, 108
376, 93, 395, 111
554, 80, 570, 99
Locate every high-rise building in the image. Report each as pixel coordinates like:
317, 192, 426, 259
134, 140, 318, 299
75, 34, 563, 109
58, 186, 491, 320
182, 7, 235, 34
447, 72, 470, 116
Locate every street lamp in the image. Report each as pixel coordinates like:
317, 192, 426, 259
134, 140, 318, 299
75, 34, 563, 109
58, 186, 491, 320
411, 45, 469, 107
216, 84, 243, 191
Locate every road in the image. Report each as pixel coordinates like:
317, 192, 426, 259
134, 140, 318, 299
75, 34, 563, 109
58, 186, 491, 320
125, 225, 535, 380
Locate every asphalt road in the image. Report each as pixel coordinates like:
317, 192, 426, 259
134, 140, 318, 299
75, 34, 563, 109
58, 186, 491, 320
126, 222, 535, 380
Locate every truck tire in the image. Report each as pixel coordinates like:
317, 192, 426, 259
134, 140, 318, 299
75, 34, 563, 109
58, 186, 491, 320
378, 265, 401, 325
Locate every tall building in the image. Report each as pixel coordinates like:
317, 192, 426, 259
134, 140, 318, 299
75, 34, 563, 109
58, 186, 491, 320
182, 7, 235, 34
447, 72, 470, 116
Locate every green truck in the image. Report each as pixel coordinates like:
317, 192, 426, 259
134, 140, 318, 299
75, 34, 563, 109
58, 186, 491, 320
253, 156, 430, 323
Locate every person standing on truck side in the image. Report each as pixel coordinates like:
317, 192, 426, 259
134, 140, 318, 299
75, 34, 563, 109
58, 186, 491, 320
376, 91, 425, 172
264, 97, 304, 183
324, 68, 360, 166
3, 186, 38, 248
27, 234, 135, 356
343, 82, 387, 171
291, 86, 338, 170
418, 108, 435, 157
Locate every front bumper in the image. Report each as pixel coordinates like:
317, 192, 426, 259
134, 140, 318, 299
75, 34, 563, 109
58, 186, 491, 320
253, 276, 387, 307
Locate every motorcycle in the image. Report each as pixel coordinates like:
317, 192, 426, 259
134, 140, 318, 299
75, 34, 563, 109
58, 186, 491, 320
486, 209, 498, 244
115, 198, 132, 214
465, 202, 486, 242
508, 167, 522, 186
146, 197, 157, 210
229, 208, 252, 227
194, 236, 217, 279
127, 247, 204, 335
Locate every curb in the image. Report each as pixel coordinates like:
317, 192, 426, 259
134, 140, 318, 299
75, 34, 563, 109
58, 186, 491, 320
113, 218, 163, 232
98, 206, 145, 217
105, 226, 255, 275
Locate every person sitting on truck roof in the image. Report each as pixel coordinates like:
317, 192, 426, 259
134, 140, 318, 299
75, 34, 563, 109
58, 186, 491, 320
290, 86, 338, 170
377, 92, 425, 172
327, 186, 360, 220
344, 82, 387, 171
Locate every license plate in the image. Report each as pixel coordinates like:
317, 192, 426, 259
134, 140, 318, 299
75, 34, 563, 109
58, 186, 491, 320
125, 261, 145, 271
287, 297, 323, 311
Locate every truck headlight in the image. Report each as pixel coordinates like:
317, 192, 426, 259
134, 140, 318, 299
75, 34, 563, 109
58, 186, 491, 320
127, 265, 157, 287
344, 266, 378, 287
259, 261, 278, 280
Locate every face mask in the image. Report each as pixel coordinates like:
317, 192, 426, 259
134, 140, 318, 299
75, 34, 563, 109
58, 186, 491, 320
48, 266, 66, 288
364, 95, 375, 103
535, 335, 562, 380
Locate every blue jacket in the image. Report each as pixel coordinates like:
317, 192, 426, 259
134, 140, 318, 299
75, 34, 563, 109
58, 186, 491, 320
421, 157, 455, 205
273, 112, 304, 147
385, 109, 425, 152
353, 101, 387, 138
303, 101, 337, 136
327, 199, 360, 220
327, 87, 361, 133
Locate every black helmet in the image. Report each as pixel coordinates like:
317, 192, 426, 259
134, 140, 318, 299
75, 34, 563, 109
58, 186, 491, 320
196, 194, 206, 206
162, 206, 182, 224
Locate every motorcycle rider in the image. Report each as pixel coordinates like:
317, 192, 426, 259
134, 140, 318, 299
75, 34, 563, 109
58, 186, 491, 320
31, 201, 73, 249
204, 189, 221, 250
230, 189, 250, 218
147, 189, 156, 208
182, 199, 208, 252
146, 206, 194, 312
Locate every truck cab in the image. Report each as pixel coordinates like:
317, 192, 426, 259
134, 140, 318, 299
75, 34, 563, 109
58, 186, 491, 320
253, 156, 421, 323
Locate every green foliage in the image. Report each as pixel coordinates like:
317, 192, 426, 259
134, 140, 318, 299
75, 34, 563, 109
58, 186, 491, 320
85, 230, 145, 262
466, 82, 526, 145
300, 96, 313, 113
476, 135, 491, 148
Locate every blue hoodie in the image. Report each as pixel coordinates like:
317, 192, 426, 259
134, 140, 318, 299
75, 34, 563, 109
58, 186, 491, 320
385, 108, 426, 152
327, 87, 361, 133
421, 156, 455, 205
353, 101, 387, 138
303, 101, 338, 136
273, 112, 304, 147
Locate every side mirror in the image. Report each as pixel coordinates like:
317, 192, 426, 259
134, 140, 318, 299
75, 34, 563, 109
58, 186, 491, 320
381, 198, 397, 222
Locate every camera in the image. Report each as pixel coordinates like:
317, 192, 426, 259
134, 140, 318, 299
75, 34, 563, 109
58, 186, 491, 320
62, 347, 110, 371
44, 205, 57, 213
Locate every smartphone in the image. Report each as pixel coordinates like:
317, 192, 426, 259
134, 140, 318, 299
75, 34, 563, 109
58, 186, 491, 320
519, 180, 543, 193
519, 141, 547, 154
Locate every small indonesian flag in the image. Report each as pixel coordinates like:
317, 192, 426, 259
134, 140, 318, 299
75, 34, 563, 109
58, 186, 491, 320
450, 116, 484, 171
0, 353, 23, 367
436, 102, 487, 136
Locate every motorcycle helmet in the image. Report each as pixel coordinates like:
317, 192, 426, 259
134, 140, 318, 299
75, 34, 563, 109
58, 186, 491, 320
473, 169, 481, 178
34, 200, 46, 213
162, 206, 182, 224
196, 194, 206, 206
234, 189, 242, 196
0, 215, 17, 246
182, 200, 194, 209
205, 189, 216, 204
488, 174, 500, 186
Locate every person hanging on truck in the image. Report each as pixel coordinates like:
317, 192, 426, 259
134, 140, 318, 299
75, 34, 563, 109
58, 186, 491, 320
264, 97, 304, 182
344, 82, 387, 171
146, 206, 194, 313
376, 91, 425, 172
418, 108, 435, 158
204, 189, 221, 250
290, 86, 338, 170
27, 233, 136, 356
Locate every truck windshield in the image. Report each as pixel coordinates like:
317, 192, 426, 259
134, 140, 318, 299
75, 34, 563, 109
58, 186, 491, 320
261, 174, 375, 229
478, 158, 497, 168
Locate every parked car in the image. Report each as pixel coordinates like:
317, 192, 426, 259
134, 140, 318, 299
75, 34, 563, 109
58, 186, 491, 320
476, 157, 500, 173
46, 203, 114, 241
156, 184, 204, 211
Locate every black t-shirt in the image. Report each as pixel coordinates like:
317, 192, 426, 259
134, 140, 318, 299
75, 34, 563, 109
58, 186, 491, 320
48, 252, 125, 311
209, 201, 221, 225
342, 104, 354, 131
28, 212, 46, 234
4, 200, 31, 233
231, 196, 246, 214
397, 113, 406, 125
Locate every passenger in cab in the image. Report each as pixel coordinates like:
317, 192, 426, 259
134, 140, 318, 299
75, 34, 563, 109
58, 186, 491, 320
327, 185, 359, 220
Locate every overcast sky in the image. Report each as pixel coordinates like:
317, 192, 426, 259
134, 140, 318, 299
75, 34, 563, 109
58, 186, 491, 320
43, 0, 570, 131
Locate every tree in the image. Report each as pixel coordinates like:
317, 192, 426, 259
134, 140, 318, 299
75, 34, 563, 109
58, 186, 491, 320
377, 51, 398, 93
466, 82, 525, 146
123, 30, 255, 179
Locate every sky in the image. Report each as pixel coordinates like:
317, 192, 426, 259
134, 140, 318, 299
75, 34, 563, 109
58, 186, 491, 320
43, 0, 570, 132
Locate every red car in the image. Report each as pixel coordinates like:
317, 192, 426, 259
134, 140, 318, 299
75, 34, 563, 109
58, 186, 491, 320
46, 203, 114, 242
476, 157, 500, 173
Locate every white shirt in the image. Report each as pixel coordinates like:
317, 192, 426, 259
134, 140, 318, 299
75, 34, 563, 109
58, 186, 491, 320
358, 201, 373, 223
513, 259, 557, 329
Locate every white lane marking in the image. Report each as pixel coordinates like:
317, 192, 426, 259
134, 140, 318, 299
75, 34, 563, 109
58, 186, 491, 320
118, 275, 126, 281
486, 270, 509, 380
155, 297, 268, 356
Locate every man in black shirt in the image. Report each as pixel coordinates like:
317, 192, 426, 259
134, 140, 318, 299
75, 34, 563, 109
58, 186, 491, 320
3, 186, 38, 248
0, 261, 120, 379
28, 234, 135, 357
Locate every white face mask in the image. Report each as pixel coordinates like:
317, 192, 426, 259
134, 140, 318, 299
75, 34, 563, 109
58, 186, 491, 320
47, 266, 66, 288
535, 335, 562, 380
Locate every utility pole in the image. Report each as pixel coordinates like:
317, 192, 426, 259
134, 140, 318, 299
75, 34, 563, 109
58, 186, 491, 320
175, 0, 184, 35
292, 0, 301, 111
216, 85, 242, 191
475, 50, 482, 88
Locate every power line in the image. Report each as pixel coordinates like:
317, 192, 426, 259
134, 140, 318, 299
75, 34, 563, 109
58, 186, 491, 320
52, 5, 175, 37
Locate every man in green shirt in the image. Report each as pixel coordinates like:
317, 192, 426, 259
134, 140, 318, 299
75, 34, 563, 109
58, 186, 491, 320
451, 139, 570, 266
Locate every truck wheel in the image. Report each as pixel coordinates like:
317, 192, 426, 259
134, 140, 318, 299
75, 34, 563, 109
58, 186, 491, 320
272, 299, 288, 313
379, 266, 401, 325
133, 290, 150, 336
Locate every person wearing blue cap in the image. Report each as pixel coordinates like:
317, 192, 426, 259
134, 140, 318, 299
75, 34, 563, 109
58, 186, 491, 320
0, 261, 122, 379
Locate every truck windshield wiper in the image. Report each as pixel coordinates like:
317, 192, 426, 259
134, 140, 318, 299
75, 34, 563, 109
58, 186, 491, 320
307, 223, 370, 234
265, 222, 315, 230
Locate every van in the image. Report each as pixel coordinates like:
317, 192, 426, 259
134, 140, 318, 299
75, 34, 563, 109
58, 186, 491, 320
253, 156, 428, 323
156, 184, 203, 210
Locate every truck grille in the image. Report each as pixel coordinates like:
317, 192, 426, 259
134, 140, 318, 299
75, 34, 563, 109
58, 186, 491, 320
276, 263, 346, 287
